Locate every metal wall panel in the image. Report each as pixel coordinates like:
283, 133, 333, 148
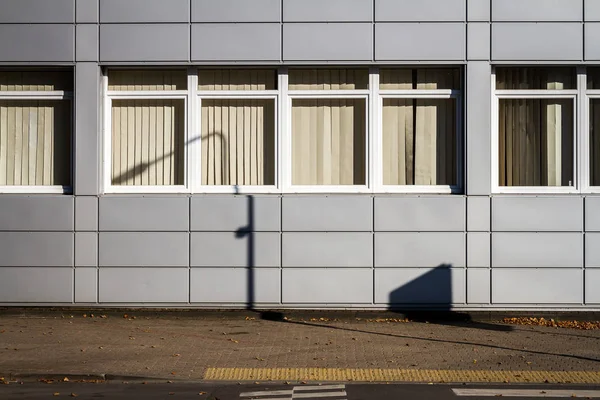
75, 268, 97, 303
375, 23, 466, 61
100, 24, 189, 62
492, 233, 583, 267
467, 196, 490, 231
75, 197, 98, 232
585, 24, 600, 60
466, 62, 492, 195
74, 64, 101, 195
283, 23, 373, 61
375, 268, 465, 304
0, 0, 74, 23
585, 233, 600, 267
468, 23, 490, 60
0, 268, 73, 303
586, 270, 600, 303
467, 232, 490, 267
375, 233, 465, 267
282, 268, 373, 303
374, 197, 465, 232
192, 23, 280, 61
587, 0, 600, 21
76, 0, 98, 23
192, 0, 280, 22
492, 0, 583, 22
0, 196, 73, 231
190, 268, 280, 303
468, 0, 490, 21
98, 232, 189, 267
467, 268, 490, 304
0, 24, 74, 62
283, 0, 372, 22
75, 232, 97, 267
375, 0, 465, 21
76, 25, 99, 62
492, 197, 583, 231
585, 197, 600, 231
0, 232, 73, 267
492, 269, 583, 304
99, 268, 188, 302
191, 232, 280, 267
492, 23, 583, 60
191, 196, 280, 232
283, 196, 372, 232
99, 197, 189, 231
282, 233, 373, 267
100, 0, 189, 23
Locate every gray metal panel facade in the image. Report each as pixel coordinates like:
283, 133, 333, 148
283, 0, 372, 22
74, 268, 97, 303
585, 24, 600, 60
467, 23, 491, 60
283, 196, 372, 232
375, 23, 466, 61
491, 0, 583, 22
375, 268, 466, 304
375, 233, 466, 268
192, 23, 281, 61
282, 268, 373, 304
467, 233, 490, 267
492, 269, 583, 304
100, 24, 189, 62
75, 232, 98, 267
585, 233, 600, 267
374, 197, 465, 232
282, 233, 373, 267
375, 0, 466, 22
0, 268, 73, 303
100, 0, 189, 23
192, 0, 281, 22
99, 197, 189, 231
0, 0, 75, 23
467, 197, 490, 231
587, 0, 600, 21
76, 0, 98, 23
586, 270, 600, 304
492, 197, 584, 231
467, 269, 490, 304
0, 24, 74, 62
98, 232, 189, 267
284, 23, 373, 61
191, 232, 280, 267
0, 233, 73, 267
0, 197, 73, 231
468, 0, 490, 21
191, 196, 280, 232
492, 23, 583, 61
492, 233, 583, 268
191, 268, 280, 303
99, 268, 189, 303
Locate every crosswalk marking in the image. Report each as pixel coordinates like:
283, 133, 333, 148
453, 389, 600, 398
240, 384, 347, 400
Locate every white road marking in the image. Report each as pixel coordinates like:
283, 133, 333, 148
293, 385, 346, 391
453, 389, 600, 398
292, 391, 347, 398
240, 389, 293, 397
240, 384, 347, 400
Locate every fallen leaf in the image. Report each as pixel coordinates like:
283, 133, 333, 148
63, 377, 69, 382
198, 392, 206, 395
173, 354, 180, 357
70, 393, 78, 397
171, 372, 177, 375
53, 393, 60, 396
169, 392, 175, 395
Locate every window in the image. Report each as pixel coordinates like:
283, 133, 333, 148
493, 67, 577, 193
105, 69, 188, 192
588, 68, 600, 189
104, 68, 465, 194
379, 68, 461, 192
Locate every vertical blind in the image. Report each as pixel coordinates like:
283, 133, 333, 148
0, 71, 72, 92
289, 69, 369, 90
496, 67, 575, 90
201, 99, 275, 186
292, 99, 366, 185
0, 101, 71, 186
198, 69, 277, 91
108, 70, 187, 91
380, 68, 460, 90
111, 99, 185, 186
498, 99, 573, 187
383, 99, 456, 186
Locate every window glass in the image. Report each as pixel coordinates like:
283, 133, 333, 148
380, 68, 460, 90
587, 68, 600, 90
201, 99, 275, 185
0, 100, 71, 186
289, 69, 369, 90
498, 99, 574, 187
198, 69, 277, 91
291, 99, 366, 185
496, 67, 576, 90
111, 99, 185, 186
0, 70, 72, 92
108, 70, 187, 91
382, 98, 456, 186
590, 99, 600, 186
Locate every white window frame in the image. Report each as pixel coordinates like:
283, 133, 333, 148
491, 68, 579, 194
195, 69, 280, 194
583, 67, 600, 193
374, 69, 463, 194
102, 71, 191, 194
0, 89, 73, 194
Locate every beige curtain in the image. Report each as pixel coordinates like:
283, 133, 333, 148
382, 99, 456, 186
198, 69, 276, 91
499, 99, 573, 187
108, 70, 187, 91
292, 99, 365, 185
0, 71, 72, 92
289, 69, 369, 90
111, 99, 185, 186
0, 101, 71, 186
591, 100, 600, 186
201, 99, 275, 186
380, 68, 460, 90
496, 68, 574, 90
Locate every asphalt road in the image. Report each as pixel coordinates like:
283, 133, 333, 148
1, 382, 600, 400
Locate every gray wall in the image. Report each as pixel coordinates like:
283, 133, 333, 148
0, 0, 597, 308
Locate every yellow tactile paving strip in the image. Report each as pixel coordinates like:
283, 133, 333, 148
204, 368, 600, 384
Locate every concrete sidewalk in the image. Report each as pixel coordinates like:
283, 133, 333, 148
0, 310, 599, 384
